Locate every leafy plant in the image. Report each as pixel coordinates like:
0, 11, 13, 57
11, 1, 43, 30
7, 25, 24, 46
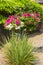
4, 12, 42, 31
0, 15, 6, 24
4, 34, 35, 65
0, 0, 43, 24
0, 0, 42, 15
0, 0, 31, 14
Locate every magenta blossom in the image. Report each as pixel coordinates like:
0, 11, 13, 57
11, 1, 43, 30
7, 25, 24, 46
35, 13, 40, 17
26, 13, 31, 17
35, 18, 40, 22
31, 13, 40, 19
22, 13, 31, 17
16, 19, 20, 26
5, 15, 15, 25
5, 19, 11, 25
10, 15, 15, 22
22, 13, 27, 17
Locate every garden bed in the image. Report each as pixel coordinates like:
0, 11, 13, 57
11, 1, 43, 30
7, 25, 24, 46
0, 24, 40, 37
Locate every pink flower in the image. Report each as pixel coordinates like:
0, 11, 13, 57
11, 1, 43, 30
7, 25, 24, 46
31, 13, 40, 19
16, 19, 20, 26
10, 15, 15, 22
35, 13, 40, 17
5, 19, 11, 25
31, 13, 40, 22
22, 13, 27, 17
26, 13, 31, 17
22, 13, 31, 17
5, 15, 15, 25
35, 18, 40, 22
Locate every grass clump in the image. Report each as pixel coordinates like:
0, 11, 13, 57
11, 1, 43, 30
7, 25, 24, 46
4, 34, 35, 65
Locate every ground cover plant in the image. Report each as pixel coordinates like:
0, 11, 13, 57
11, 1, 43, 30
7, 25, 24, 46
4, 34, 36, 65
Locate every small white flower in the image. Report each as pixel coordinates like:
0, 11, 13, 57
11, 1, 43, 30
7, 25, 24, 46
6, 24, 13, 30
20, 22, 24, 27
15, 26, 21, 30
24, 29, 26, 31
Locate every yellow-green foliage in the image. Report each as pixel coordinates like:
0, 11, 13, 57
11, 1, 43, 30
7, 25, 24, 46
0, 0, 42, 14
0, 0, 43, 24
0, 0, 31, 13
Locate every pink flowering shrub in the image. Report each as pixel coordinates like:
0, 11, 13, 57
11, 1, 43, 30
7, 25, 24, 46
4, 15, 20, 30
4, 15, 15, 27
4, 12, 42, 31
20, 12, 41, 31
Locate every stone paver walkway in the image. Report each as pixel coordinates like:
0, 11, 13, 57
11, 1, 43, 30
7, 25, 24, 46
35, 52, 43, 65
0, 51, 7, 65
28, 33, 43, 47
29, 33, 43, 65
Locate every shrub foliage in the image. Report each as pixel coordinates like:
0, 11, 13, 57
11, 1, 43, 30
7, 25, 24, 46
0, 0, 43, 31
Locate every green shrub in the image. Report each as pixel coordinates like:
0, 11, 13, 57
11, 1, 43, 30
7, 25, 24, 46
0, 0, 42, 15
0, 0, 43, 25
0, 15, 6, 24
0, 0, 31, 14
4, 34, 35, 65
